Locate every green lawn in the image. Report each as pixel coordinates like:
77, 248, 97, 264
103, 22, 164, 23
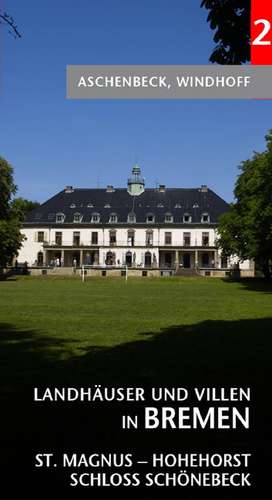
0, 275, 271, 384
1, 275, 272, 346
0, 276, 271, 496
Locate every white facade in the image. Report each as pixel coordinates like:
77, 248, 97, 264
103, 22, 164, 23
18, 225, 252, 272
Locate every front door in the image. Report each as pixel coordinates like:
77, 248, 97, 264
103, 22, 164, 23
126, 252, 132, 267
72, 251, 80, 267
202, 253, 210, 267
37, 252, 43, 266
164, 252, 172, 268
183, 254, 191, 268
145, 252, 152, 267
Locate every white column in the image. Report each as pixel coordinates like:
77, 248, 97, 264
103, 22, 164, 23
175, 250, 179, 270
61, 250, 65, 267
195, 249, 198, 268
80, 250, 83, 266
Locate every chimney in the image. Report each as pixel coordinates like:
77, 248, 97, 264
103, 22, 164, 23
106, 185, 115, 192
158, 184, 166, 193
200, 184, 208, 193
64, 186, 74, 193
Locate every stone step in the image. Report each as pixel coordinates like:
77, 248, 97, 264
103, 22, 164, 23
175, 268, 199, 277
47, 267, 76, 275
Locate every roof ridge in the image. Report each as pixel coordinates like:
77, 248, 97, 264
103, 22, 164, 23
62, 187, 205, 191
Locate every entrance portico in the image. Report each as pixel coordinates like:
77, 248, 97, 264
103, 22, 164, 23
159, 249, 218, 269
44, 249, 99, 267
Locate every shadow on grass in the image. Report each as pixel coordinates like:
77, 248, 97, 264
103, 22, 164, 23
222, 277, 272, 294
0, 318, 271, 497
0, 317, 270, 385
0, 276, 17, 282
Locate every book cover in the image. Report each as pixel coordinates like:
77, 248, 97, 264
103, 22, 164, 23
0, 1, 271, 498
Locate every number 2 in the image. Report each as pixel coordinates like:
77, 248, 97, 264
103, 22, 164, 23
252, 19, 271, 46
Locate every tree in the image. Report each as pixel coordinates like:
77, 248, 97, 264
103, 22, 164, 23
0, 10, 21, 38
12, 198, 40, 222
201, 0, 250, 64
217, 131, 272, 279
0, 157, 24, 267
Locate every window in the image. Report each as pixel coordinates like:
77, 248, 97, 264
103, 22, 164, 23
165, 213, 173, 223
104, 203, 111, 208
183, 213, 192, 223
73, 212, 82, 223
70, 203, 76, 208
56, 212, 65, 223
37, 231, 44, 243
157, 203, 164, 208
73, 231, 80, 246
175, 203, 181, 208
165, 232, 172, 245
109, 230, 117, 245
146, 230, 153, 246
55, 232, 62, 246
91, 212, 100, 223
127, 212, 136, 223
193, 203, 199, 209
146, 213, 155, 223
87, 203, 94, 208
109, 213, 118, 223
202, 232, 209, 246
91, 232, 98, 245
183, 232, 191, 246
201, 213, 210, 223
127, 230, 135, 246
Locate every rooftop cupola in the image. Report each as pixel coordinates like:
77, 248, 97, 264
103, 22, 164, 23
127, 164, 145, 196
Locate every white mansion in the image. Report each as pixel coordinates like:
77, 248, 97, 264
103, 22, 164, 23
18, 166, 253, 277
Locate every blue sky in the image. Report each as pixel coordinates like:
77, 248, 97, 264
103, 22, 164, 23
1, 0, 271, 202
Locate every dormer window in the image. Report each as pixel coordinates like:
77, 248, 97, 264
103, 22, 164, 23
183, 213, 192, 223
87, 203, 94, 208
146, 213, 155, 223
70, 203, 76, 208
104, 203, 111, 208
91, 212, 100, 223
127, 212, 136, 223
73, 212, 82, 223
201, 213, 210, 223
165, 213, 173, 223
109, 213, 118, 223
56, 213, 65, 223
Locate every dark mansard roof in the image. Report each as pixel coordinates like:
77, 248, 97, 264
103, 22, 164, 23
24, 186, 229, 226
